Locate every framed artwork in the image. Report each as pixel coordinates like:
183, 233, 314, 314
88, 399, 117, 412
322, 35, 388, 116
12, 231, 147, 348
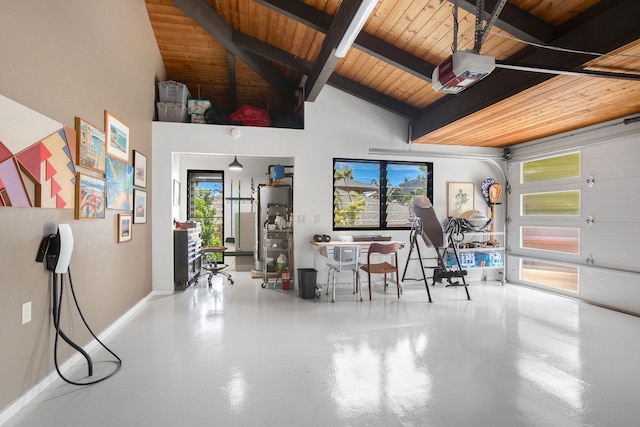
105, 111, 130, 163
75, 117, 106, 172
118, 213, 133, 243
75, 173, 106, 219
133, 150, 147, 187
173, 179, 180, 207
106, 157, 134, 210
134, 189, 147, 224
447, 182, 474, 217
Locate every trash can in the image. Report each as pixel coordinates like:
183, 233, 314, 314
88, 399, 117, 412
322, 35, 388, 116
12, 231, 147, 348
297, 268, 318, 299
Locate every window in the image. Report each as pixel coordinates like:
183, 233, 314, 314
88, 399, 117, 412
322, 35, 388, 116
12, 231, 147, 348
333, 159, 433, 230
521, 226, 580, 254
522, 190, 580, 216
522, 152, 580, 183
510, 151, 583, 293
520, 259, 579, 293
187, 170, 224, 248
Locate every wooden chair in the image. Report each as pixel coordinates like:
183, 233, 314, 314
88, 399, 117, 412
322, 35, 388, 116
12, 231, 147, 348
360, 242, 401, 301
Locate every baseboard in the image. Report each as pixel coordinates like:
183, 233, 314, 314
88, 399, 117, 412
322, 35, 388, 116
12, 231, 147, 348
0, 290, 159, 425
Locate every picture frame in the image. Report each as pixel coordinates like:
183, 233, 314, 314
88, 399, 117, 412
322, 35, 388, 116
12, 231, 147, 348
173, 179, 180, 207
133, 189, 147, 224
133, 150, 147, 187
105, 111, 130, 163
118, 213, 133, 243
75, 173, 106, 219
447, 182, 474, 217
106, 157, 134, 210
75, 117, 106, 172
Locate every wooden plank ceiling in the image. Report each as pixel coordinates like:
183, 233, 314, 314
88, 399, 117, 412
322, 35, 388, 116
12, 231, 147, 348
145, 0, 640, 147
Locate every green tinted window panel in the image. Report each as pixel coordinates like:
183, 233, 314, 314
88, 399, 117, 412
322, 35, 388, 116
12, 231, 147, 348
520, 259, 579, 292
521, 226, 580, 254
522, 191, 580, 216
522, 152, 580, 183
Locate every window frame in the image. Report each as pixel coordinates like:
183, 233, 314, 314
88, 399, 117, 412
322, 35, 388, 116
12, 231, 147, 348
332, 158, 433, 231
186, 169, 225, 249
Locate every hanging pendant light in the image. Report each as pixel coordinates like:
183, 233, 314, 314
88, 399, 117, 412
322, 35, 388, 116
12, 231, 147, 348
228, 156, 243, 171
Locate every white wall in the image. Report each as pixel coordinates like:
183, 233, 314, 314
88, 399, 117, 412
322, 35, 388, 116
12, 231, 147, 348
152, 86, 504, 291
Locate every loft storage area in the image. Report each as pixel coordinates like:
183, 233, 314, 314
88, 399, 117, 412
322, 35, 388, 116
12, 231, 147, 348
155, 80, 304, 129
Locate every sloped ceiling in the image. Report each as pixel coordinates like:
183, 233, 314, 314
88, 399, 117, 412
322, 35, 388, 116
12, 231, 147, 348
145, 0, 640, 147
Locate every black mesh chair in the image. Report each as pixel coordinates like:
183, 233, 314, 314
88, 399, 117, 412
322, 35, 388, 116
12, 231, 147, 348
201, 246, 234, 285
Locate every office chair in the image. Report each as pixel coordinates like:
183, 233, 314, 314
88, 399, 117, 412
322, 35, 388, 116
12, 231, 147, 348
201, 247, 234, 285
360, 242, 401, 301
411, 196, 470, 300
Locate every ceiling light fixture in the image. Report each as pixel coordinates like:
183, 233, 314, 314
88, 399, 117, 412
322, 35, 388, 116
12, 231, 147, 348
334, 0, 377, 58
228, 156, 243, 171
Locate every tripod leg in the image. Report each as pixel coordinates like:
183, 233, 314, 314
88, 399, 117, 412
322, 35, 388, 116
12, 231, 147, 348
415, 244, 432, 303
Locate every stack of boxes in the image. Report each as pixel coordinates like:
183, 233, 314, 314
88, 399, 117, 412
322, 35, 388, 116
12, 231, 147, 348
156, 80, 190, 122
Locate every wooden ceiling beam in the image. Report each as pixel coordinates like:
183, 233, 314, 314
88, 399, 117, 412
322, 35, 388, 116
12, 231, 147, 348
233, 30, 419, 119
170, 0, 297, 102
227, 51, 237, 111
452, 0, 557, 45
304, 0, 367, 101
254, 0, 434, 81
411, 0, 640, 142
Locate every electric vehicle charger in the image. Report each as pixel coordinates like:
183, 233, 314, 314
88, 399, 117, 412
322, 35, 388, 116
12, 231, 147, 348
38, 225, 122, 386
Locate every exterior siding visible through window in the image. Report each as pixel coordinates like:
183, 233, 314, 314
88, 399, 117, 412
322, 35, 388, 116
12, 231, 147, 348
333, 159, 433, 230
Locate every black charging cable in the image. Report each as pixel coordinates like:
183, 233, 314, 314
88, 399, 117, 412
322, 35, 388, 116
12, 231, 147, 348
52, 267, 122, 386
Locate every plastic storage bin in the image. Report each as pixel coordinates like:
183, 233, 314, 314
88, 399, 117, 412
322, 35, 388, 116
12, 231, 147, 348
297, 268, 318, 299
157, 102, 188, 122
158, 80, 191, 104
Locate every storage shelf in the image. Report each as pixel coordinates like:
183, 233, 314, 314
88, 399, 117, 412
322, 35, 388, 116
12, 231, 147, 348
449, 228, 505, 284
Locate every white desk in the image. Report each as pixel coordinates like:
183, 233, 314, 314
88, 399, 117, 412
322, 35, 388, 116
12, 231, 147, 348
309, 240, 405, 284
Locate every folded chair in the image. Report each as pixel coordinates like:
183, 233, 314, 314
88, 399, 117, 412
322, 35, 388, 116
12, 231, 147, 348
411, 196, 470, 300
320, 245, 362, 302
360, 242, 401, 301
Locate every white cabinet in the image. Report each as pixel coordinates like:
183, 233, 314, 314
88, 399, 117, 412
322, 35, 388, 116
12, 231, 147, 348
448, 231, 505, 284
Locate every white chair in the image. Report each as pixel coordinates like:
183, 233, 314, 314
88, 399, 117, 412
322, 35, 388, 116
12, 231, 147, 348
320, 245, 362, 302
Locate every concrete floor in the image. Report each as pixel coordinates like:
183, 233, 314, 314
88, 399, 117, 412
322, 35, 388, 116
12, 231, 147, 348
4, 272, 640, 426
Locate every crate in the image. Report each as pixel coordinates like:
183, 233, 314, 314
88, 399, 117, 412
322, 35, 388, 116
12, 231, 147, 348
158, 80, 190, 104
157, 102, 188, 123
187, 98, 211, 115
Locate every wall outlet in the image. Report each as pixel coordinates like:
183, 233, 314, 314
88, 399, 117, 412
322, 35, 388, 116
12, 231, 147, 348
22, 301, 32, 325
314, 215, 320, 223
297, 215, 305, 224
